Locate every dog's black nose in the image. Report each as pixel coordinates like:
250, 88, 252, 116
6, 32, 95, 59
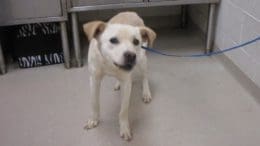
124, 51, 136, 65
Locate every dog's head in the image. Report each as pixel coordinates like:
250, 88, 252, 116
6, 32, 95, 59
83, 21, 156, 71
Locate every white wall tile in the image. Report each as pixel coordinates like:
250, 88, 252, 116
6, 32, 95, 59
241, 15, 260, 41
241, 15, 260, 63
230, 0, 251, 12
224, 0, 246, 43
189, 0, 260, 87
250, 0, 260, 20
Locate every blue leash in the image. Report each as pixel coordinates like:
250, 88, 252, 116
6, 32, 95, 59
141, 36, 260, 57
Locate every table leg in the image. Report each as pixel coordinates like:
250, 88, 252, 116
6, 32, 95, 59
60, 21, 70, 68
206, 3, 217, 53
0, 41, 7, 74
181, 5, 188, 29
71, 12, 82, 67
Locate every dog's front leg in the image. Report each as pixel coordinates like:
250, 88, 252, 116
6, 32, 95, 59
85, 74, 102, 130
140, 49, 152, 103
119, 76, 132, 141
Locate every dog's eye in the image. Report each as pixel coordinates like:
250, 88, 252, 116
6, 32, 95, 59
133, 38, 139, 46
110, 37, 119, 44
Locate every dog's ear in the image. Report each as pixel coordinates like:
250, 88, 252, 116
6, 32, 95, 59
140, 26, 156, 47
83, 21, 106, 41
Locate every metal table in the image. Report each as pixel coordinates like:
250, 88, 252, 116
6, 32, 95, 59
0, 0, 70, 74
68, 0, 220, 67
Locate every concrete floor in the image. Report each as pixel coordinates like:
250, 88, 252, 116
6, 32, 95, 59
1, 29, 260, 146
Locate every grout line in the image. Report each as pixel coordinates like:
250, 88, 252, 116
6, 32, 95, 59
228, 0, 260, 22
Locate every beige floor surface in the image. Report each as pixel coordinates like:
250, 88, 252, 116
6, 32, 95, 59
1, 29, 260, 146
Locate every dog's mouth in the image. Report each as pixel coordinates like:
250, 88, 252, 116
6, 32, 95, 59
113, 62, 135, 71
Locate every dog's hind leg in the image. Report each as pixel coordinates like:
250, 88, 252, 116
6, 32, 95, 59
85, 74, 102, 130
114, 80, 120, 91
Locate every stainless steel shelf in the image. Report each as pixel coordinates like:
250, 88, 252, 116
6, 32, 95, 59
69, 0, 220, 12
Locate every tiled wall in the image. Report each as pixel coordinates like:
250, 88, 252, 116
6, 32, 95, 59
189, 0, 260, 87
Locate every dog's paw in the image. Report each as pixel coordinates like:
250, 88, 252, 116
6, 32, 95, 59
120, 124, 132, 141
84, 119, 99, 130
142, 93, 152, 103
114, 83, 120, 91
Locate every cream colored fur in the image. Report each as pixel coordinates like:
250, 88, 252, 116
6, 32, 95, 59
83, 12, 156, 141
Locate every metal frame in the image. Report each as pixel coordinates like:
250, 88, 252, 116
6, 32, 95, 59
0, 41, 6, 74
0, 0, 68, 27
60, 21, 71, 68
71, 12, 82, 67
206, 3, 216, 53
69, 0, 219, 67
69, 0, 219, 12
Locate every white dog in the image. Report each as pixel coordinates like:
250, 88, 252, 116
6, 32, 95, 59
83, 12, 156, 141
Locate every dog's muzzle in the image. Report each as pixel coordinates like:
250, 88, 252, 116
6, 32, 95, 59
114, 51, 136, 71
